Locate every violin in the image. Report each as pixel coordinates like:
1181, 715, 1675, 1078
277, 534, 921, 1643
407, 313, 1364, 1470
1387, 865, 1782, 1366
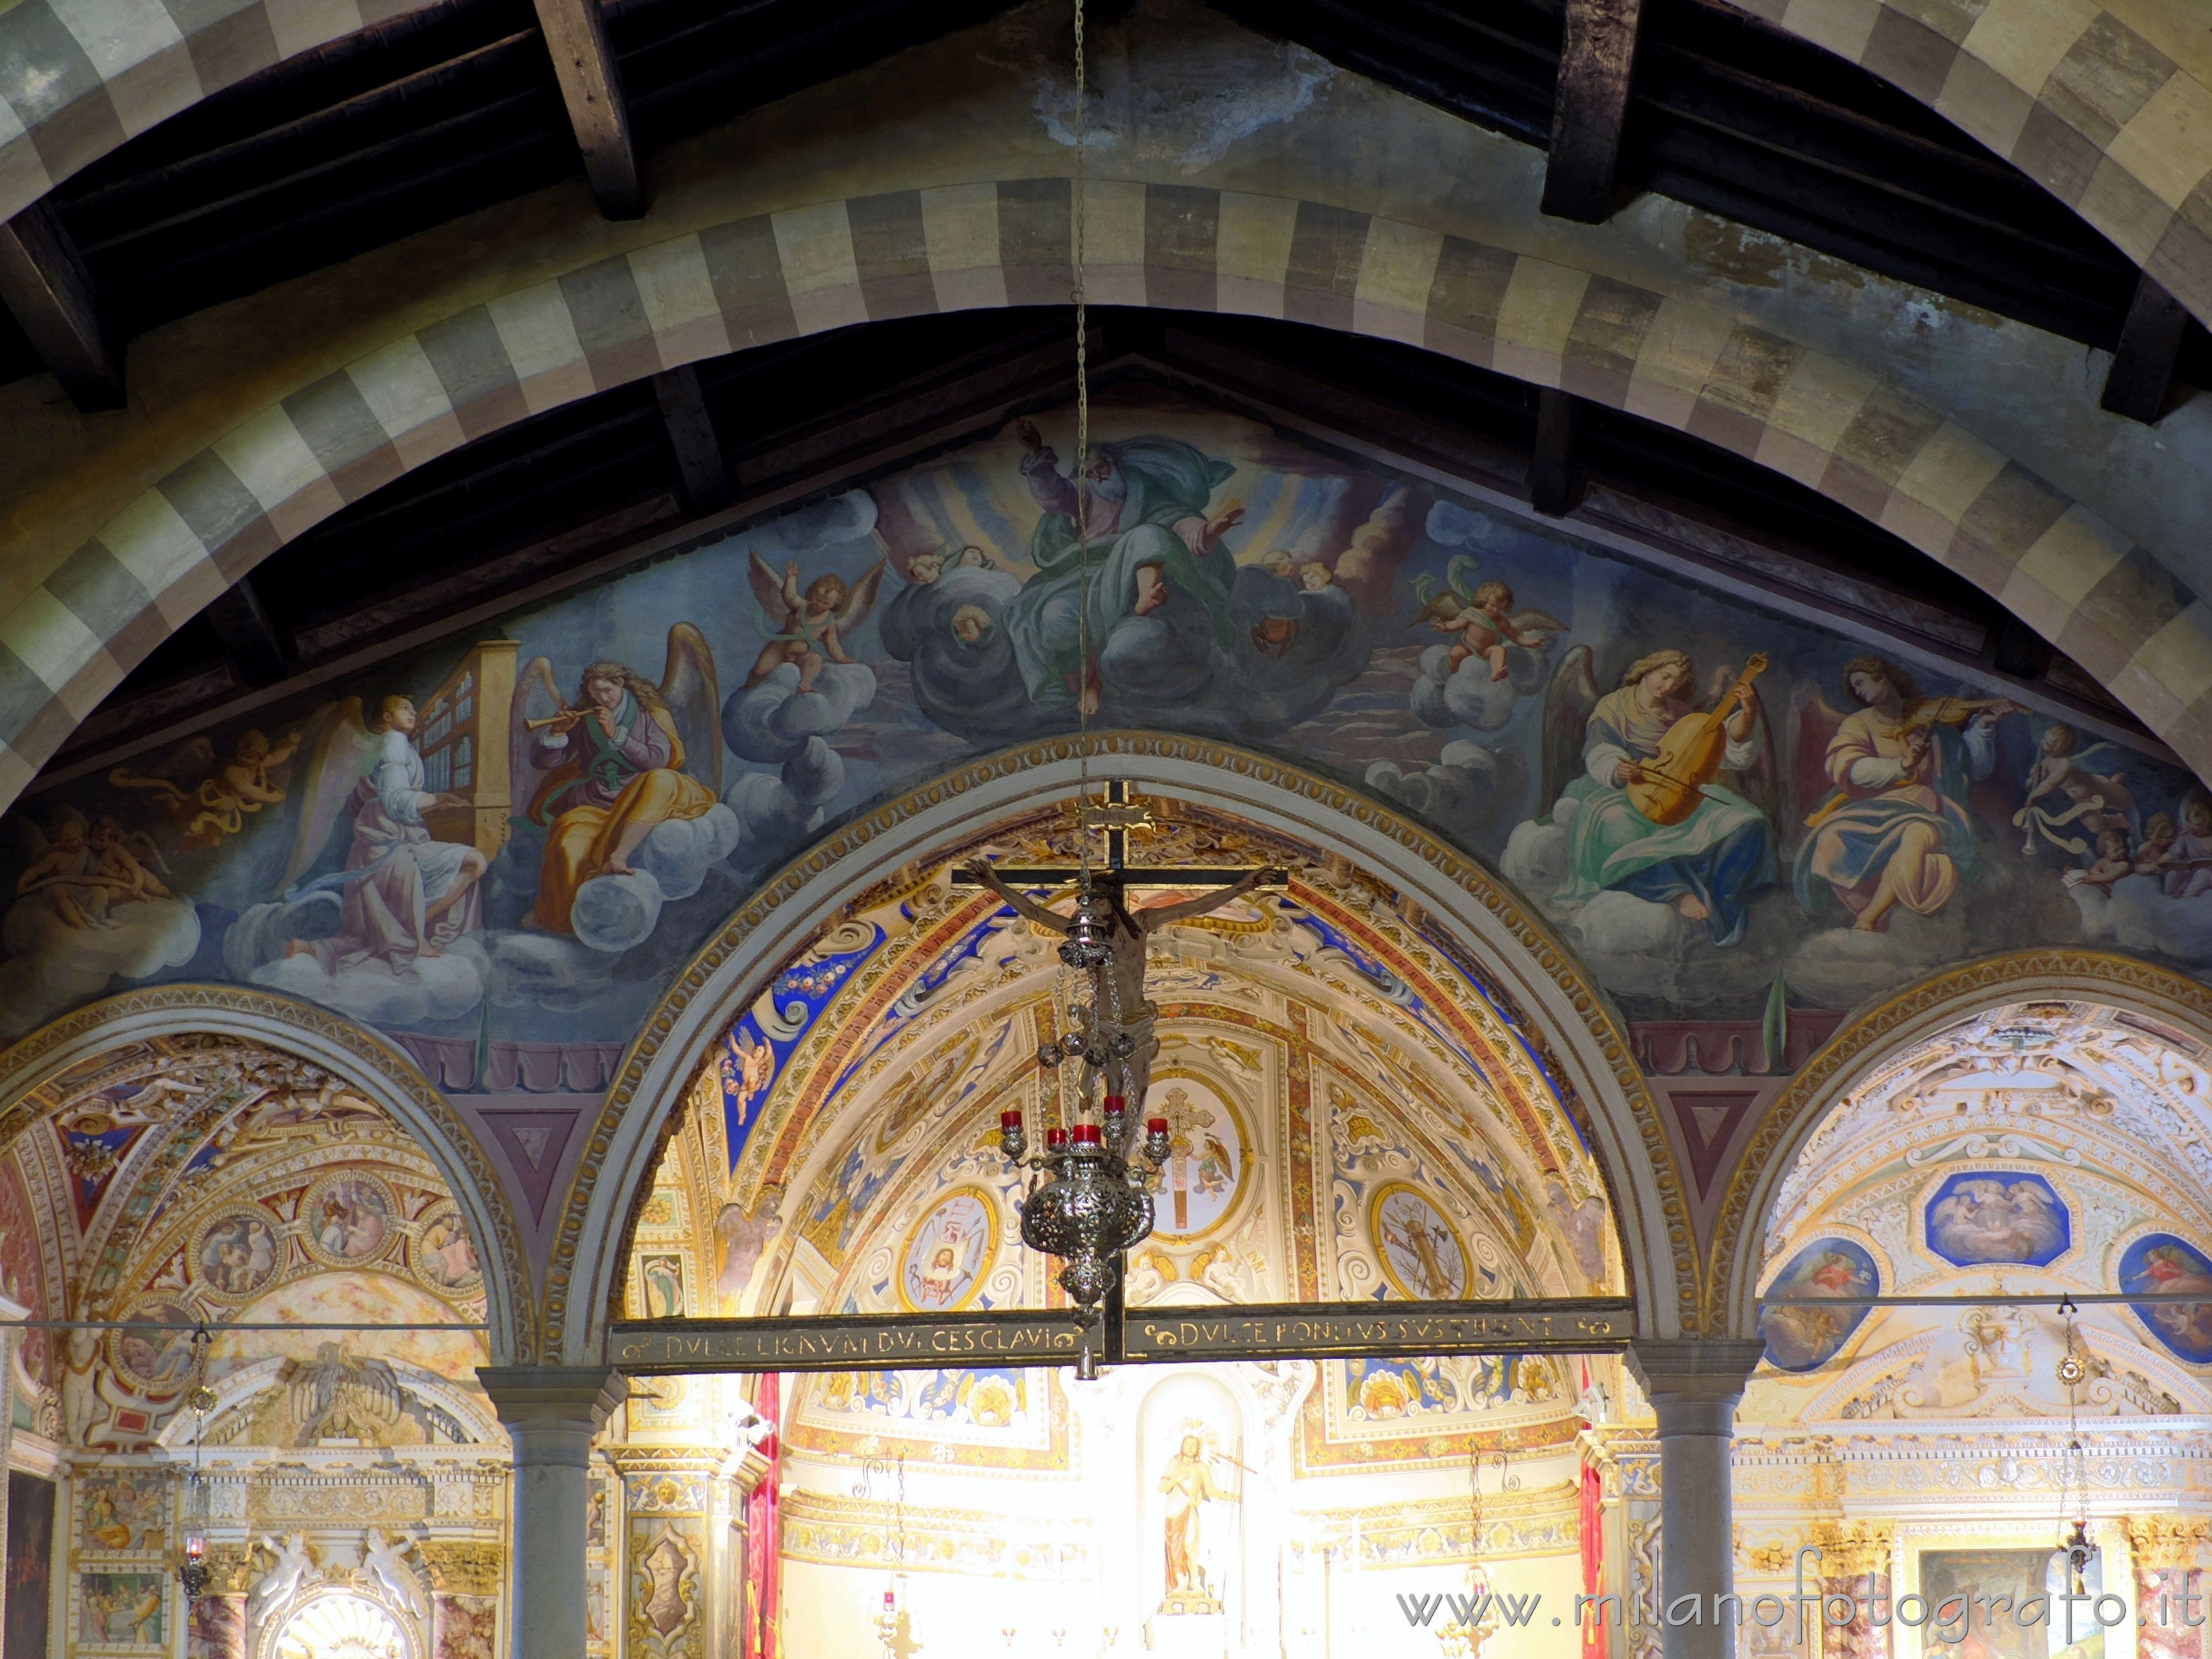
1626, 653, 1768, 827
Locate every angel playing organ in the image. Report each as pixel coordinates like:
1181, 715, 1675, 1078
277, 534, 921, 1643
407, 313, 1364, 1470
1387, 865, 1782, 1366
743, 555, 885, 693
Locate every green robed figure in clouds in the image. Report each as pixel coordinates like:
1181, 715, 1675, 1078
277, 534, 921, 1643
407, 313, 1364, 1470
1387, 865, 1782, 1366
1006, 418, 1246, 714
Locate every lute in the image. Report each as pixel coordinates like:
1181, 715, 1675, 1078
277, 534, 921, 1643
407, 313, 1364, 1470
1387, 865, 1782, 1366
1626, 652, 1768, 827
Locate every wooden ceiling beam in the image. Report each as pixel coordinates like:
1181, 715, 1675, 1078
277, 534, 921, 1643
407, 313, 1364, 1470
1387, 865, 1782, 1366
533, 0, 644, 219
1529, 387, 1585, 516
2100, 272, 2190, 425
651, 365, 731, 512
0, 200, 123, 412
201, 577, 289, 688
1542, 0, 1646, 223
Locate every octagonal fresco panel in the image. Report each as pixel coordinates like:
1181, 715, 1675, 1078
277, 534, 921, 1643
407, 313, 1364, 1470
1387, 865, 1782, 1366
1758, 1238, 1877, 1373
1924, 1171, 2069, 1267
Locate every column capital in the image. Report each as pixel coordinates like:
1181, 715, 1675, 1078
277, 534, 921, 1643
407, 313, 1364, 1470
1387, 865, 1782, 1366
476, 1365, 625, 1431
1625, 1338, 1764, 1404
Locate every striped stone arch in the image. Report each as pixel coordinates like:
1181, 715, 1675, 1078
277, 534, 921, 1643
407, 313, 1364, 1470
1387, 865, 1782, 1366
545, 733, 1695, 1366
1752, 0, 2212, 332
1704, 947, 2212, 1340
0, 982, 537, 1363
0, 174, 2205, 812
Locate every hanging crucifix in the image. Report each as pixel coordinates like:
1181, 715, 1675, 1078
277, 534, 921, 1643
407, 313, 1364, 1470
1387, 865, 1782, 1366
956, 781, 1286, 1112
954, 781, 1286, 1360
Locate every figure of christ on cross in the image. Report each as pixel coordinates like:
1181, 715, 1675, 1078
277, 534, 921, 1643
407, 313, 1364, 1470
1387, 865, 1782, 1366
961, 860, 1274, 1108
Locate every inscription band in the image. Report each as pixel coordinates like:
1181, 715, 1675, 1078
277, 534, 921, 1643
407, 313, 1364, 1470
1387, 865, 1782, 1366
608, 1297, 1633, 1372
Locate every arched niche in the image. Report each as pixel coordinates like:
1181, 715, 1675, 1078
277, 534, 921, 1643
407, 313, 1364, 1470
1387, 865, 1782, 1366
560, 735, 1687, 1364
1713, 948, 2212, 1340
0, 983, 532, 1365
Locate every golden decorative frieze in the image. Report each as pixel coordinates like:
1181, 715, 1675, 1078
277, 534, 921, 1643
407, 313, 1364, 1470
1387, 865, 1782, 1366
419, 1541, 505, 1594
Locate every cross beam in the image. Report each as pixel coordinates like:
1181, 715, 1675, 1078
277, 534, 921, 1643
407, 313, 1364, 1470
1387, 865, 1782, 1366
948, 779, 1289, 888
608, 1297, 1635, 1373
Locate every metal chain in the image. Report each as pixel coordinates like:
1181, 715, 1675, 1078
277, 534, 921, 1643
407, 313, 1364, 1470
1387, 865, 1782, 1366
1072, 0, 1094, 846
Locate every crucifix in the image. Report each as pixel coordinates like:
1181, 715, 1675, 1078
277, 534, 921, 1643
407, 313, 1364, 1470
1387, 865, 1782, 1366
953, 780, 1287, 1358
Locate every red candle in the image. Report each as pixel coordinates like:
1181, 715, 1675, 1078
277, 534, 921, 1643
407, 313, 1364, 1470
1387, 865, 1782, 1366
1045, 1127, 1068, 1147
1103, 1094, 1127, 1114
1072, 1123, 1102, 1145
1000, 1108, 1024, 1129
1146, 1117, 1168, 1134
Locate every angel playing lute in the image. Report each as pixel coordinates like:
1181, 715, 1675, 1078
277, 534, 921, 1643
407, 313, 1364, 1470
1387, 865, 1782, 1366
743, 554, 886, 693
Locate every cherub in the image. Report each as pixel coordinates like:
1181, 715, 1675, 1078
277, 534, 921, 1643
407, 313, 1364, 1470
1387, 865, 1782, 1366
2020, 723, 2135, 852
905, 550, 947, 586
109, 727, 303, 848
2064, 826, 2136, 890
950, 604, 994, 645
1297, 561, 1334, 592
744, 552, 886, 693
2135, 813, 2177, 876
88, 817, 172, 905
2162, 797, 2212, 899
14, 811, 109, 928
1410, 559, 1565, 682
1258, 550, 1296, 581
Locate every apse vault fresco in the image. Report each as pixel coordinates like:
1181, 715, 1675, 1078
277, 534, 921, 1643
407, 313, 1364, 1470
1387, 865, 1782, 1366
2, 385, 2199, 1062
1745, 1002, 2212, 1421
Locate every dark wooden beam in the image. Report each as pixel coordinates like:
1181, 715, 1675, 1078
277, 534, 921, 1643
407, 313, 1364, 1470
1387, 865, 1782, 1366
651, 365, 729, 512
1529, 387, 1584, 516
2100, 272, 2189, 424
0, 200, 123, 411
201, 577, 289, 687
1543, 0, 1646, 223
533, 0, 643, 219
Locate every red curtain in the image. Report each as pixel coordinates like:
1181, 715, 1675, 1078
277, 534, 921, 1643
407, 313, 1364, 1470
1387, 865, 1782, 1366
1579, 1458, 1609, 1659
744, 1373, 782, 1659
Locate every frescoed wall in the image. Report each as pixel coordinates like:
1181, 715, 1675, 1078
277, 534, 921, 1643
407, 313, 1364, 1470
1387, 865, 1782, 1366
0, 388, 2194, 1083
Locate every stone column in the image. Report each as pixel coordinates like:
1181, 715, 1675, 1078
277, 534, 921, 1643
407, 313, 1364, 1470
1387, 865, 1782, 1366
1626, 1340, 1763, 1659
479, 1367, 624, 1659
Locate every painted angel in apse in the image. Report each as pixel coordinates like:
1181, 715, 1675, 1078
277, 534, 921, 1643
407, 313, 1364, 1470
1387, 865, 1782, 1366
1788, 655, 2023, 932
515, 626, 722, 934
1411, 556, 1566, 682
275, 694, 491, 971
743, 554, 886, 693
2015, 722, 2137, 856
1538, 644, 1778, 946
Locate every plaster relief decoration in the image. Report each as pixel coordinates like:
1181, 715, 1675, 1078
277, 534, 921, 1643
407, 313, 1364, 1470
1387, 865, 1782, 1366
1926, 1171, 2070, 1267
2118, 1234, 2212, 1363
6, 388, 2206, 1067
1758, 1240, 1879, 1372
1151, 1081, 1247, 1241
271, 1593, 414, 1659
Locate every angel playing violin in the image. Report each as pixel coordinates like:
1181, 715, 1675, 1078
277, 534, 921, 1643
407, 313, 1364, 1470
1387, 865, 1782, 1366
744, 555, 886, 694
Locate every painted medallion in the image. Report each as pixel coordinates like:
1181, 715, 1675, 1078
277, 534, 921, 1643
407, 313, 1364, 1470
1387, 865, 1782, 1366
1757, 1238, 1877, 1373
2119, 1233, 2212, 1363
1149, 1077, 1249, 1240
190, 1208, 282, 1301
409, 1203, 483, 1298
1368, 1183, 1470, 1300
299, 1173, 398, 1267
106, 1297, 199, 1396
898, 1187, 998, 1312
